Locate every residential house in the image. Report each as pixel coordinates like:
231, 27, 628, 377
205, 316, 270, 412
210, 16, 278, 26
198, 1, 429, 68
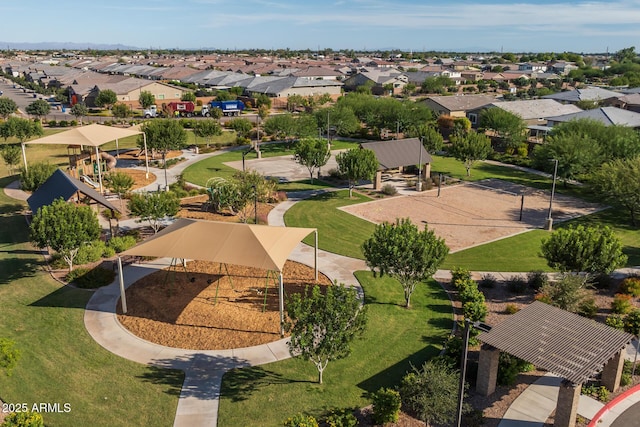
470, 99, 582, 127
546, 106, 640, 128
423, 94, 498, 121
542, 87, 622, 105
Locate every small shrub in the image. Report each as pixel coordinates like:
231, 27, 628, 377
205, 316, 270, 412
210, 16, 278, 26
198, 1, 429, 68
451, 267, 472, 288
527, 270, 548, 291
75, 240, 114, 265
381, 184, 397, 196
325, 408, 358, 427
283, 413, 318, 427
462, 408, 486, 427
504, 304, 520, 314
507, 275, 527, 294
47, 120, 57, 127
605, 314, 625, 330
372, 388, 401, 425
620, 277, 640, 297
59, 120, 69, 127
612, 293, 633, 315
70, 120, 78, 127
19, 162, 57, 192
1, 411, 44, 427
479, 273, 497, 288
328, 168, 343, 179
498, 353, 533, 386
101, 209, 122, 220
582, 385, 609, 402
0, 337, 21, 376
66, 267, 116, 289
108, 235, 137, 253
578, 298, 598, 318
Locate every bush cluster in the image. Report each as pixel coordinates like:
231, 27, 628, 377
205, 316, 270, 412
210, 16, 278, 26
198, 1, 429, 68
0, 411, 44, 427
611, 293, 633, 315
620, 276, 640, 297
325, 408, 358, 427
19, 162, 57, 192
75, 240, 115, 265
498, 353, 534, 386
372, 388, 401, 425
65, 267, 116, 289
381, 184, 397, 196
107, 235, 137, 253
282, 413, 318, 427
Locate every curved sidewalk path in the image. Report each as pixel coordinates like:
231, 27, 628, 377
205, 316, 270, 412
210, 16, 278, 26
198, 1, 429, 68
84, 188, 366, 427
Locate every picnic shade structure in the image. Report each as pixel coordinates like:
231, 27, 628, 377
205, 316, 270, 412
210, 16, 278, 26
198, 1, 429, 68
22, 123, 149, 193
117, 218, 318, 336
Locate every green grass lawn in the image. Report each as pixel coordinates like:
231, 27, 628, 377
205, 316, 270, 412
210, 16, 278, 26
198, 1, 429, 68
0, 176, 183, 427
217, 272, 452, 426
284, 190, 376, 259
182, 140, 359, 187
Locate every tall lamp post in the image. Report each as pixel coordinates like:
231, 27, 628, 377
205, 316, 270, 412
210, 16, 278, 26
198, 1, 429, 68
457, 319, 492, 427
545, 158, 559, 231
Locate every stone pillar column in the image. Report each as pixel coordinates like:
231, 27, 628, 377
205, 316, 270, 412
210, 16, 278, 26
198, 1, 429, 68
554, 380, 581, 427
423, 163, 431, 181
374, 171, 382, 190
601, 350, 625, 392
476, 344, 500, 396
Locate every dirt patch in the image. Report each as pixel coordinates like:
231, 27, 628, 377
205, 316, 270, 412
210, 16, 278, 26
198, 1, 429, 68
177, 194, 273, 224
110, 168, 157, 191
117, 260, 331, 350
342, 179, 603, 252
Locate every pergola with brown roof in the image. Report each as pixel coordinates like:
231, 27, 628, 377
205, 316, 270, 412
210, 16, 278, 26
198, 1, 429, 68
117, 218, 318, 337
476, 301, 634, 427
360, 138, 433, 189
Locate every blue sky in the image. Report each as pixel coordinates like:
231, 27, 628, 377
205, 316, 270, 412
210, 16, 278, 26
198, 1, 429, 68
2, 0, 640, 52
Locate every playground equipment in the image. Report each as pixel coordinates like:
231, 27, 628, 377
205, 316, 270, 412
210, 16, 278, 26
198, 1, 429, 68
67, 145, 117, 190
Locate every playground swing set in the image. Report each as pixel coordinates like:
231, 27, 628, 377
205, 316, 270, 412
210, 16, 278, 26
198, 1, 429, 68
162, 258, 283, 313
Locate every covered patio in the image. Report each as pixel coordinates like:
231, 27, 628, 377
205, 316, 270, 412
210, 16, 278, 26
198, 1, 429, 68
21, 123, 149, 193
117, 218, 319, 337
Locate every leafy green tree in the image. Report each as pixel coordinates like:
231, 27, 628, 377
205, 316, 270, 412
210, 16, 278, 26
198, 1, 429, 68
180, 91, 196, 102
449, 131, 493, 176
400, 358, 464, 426
615, 46, 637, 63
0, 119, 13, 142
105, 171, 134, 211
128, 191, 180, 233
532, 133, 601, 184
255, 93, 272, 109
29, 198, 101, 271
0, 97, 18, 119
284, 284, 367, 384
138, 91, 155, 110
19, 161, 56, 191
263, 113, 297, 142
421, 75, 455, 94
406, 124, 444, 153
287, 94, 306, 112
227, 117, 253, 139
293, 137, 331, 183
70, 103, 88, 125
9, 117, 43, 143
335, 148, 378, 197
95, 89, 118, 110
590, 157, 640, 226
193, 120, 222, 146
480, 107, 527, 151
1, 144, 21, 175
292, 113, 318, 140
139, 119, 188, 167
215, 90, 234, 101
541, 225, 627, 275
362, 218, 449, 308
0, 337, 20, 376
25, 99, 50, 122
111, 103, 131, 122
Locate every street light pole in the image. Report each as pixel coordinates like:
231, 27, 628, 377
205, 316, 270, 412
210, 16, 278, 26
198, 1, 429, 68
545, 158, 558, 231
456, 319, 471, 427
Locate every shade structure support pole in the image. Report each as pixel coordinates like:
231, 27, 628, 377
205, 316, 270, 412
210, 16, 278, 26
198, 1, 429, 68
314, 230, 318, 281
223, 263, 234, 289
279, 272, 285, 337
95, 146, 104, 194
21, 143, 28, 172
115, 138, 119, 158
118, 257, 127, 314
263, 271, 270, 312
143, 133, 149, 179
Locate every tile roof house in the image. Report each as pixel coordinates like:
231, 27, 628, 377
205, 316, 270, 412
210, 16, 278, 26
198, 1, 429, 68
423, 94, 498, 118
542, 87, 623, 105
546, 106, 640, 128
475, 99, 583, 125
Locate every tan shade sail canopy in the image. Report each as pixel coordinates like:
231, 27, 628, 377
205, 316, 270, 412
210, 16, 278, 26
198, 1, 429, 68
23, 123, 142, 147
121, 218, 316, 273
